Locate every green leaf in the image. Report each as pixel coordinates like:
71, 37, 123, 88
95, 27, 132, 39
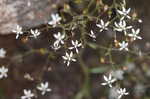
89, 67, 108, 74
87, 43, 98, 49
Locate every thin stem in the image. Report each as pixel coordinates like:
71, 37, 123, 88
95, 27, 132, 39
74, 49, 91, 99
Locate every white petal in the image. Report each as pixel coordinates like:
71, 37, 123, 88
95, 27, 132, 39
101, 83, 107, 86
103, 75, 108, 81
100, 20, 104, 26
96, 24, 102, 28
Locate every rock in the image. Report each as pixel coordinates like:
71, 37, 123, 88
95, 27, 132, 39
0, 0, 66, 35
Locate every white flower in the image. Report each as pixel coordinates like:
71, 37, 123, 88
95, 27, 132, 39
0, 66, 8, 79
62, 52, 76, 66
30, 29, 41, 38
117, 88, 129, 99
51, 43, 61, 51
0, 48, 6, 58
12, 25, 23, 39
53, 32, 65, 45
111, 70, 124, 80
109, 87, 119, 99
128, 28, 142, 40
21, 89, 34, 99
101, 74, 116, 88
89, 30, 96, 41
117, 6, 131, 20
96, 20, 109, 32
69, 40, 82, 53
119, 41, 129, 51
114, 20, 132, 35
48, 13, 61, 27
37, 82, 52, 95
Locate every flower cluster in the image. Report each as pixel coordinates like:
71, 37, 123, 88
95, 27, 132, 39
98, 0, 144, 98
12, 25, 41, 39
62, 39, 82, 66
87, 0, 142, 52
0, 48, 8, 79
114, 20, 132, 35
0, 48, 52, 98
114, 3, 142, 51
21, 82, 51, 99
51, 28, 82, 66
101, 73, 129, 99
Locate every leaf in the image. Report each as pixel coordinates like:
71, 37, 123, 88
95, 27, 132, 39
87, 43, 98, 49
89, 67, 108, 74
